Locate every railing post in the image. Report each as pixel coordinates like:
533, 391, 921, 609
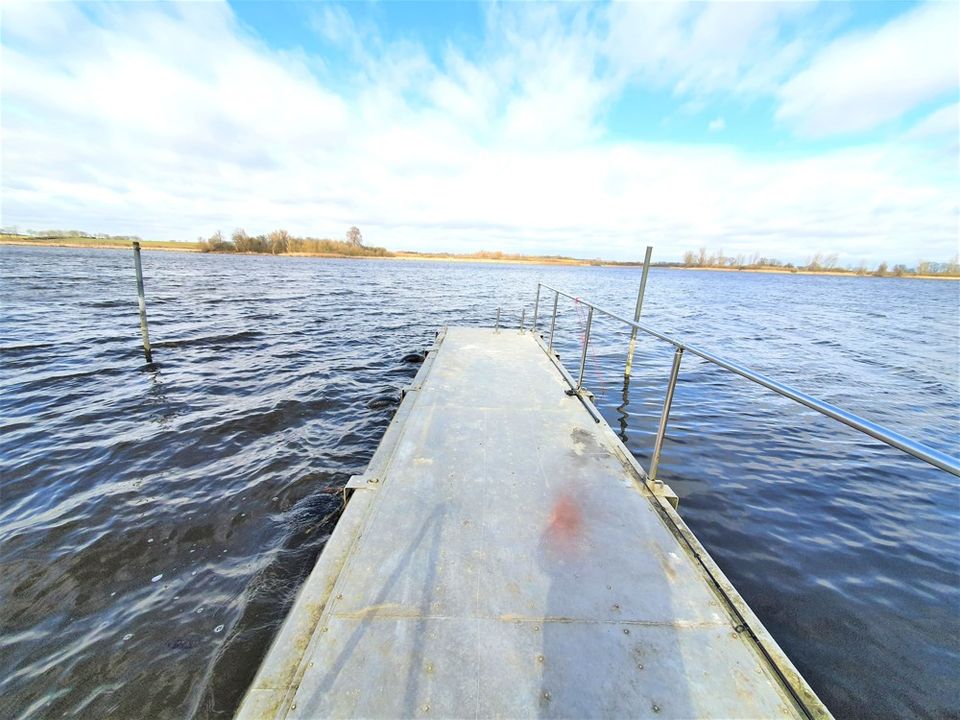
520, 308, 526, 333
649, 346, 683, 483
575, 306, 594, 391
624, 245, 653, 379
548, 291, 559, 351
532, 284, 541, 332
132, 242, 153, 364
495, 307, 501, 333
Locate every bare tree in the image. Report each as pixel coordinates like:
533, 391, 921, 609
232, 228, 252, 253
268, 229, 290, 255
346, 226, 363, 247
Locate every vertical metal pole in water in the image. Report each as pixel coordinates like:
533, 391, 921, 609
495, 307, 501, 333
520, 309, 525, 333
649, 346, 683, 482
532, 284, 541, 332
624, 246, 653, 379
575, 306, 593, 392
132, 242, 153, 364
548, 291, 559, 351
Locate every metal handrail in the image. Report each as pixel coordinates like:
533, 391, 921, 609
533, 282, 960, 479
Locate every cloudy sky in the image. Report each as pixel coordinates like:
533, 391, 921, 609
2, 1, 958, 264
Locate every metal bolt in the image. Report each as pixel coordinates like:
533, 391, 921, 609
652, 704, 661, 713
536, 654, 544, 663
542, 691, 551, 701
623, 628, 630, 635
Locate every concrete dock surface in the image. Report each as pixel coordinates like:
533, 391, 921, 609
237, 326, 829, 719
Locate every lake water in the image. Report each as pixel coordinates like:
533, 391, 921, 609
1, 246, 957, 719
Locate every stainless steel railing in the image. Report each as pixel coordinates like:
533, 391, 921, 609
532, 282, 960, 479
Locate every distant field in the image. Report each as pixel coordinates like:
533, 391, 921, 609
0, 234, 201, 251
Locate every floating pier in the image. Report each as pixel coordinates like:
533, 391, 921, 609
237, 326, 830, 719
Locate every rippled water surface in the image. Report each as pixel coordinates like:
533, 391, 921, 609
1, 246, 958, 719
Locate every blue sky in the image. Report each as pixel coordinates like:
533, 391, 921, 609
2, 1, 958, 264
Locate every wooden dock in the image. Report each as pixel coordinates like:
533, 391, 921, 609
237, 326, 830, 719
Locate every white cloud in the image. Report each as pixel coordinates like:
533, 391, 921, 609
903, 102, 959, 142
777, 2, 960, 136
708, 117, 726, 132
604, 1, 816, 100
1, 1, 957, 265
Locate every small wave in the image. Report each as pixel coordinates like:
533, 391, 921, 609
0, 342, 56, 355
366, 395, 398, 410
152, 330, 263, 349
195, 397, 339, 442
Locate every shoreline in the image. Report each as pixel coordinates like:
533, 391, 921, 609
0, 239, 618, 267
2, 239, 956, 279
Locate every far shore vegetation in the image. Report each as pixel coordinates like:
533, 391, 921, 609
1, 228, 957, 278
196, 227, 621, 265
678, 247, 959, 279
0, 227, 615, 266
198, 227, 392, 257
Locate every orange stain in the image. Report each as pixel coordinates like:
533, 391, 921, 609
547, 493, 582, 539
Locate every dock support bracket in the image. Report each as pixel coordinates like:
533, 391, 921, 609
343, 473, 380, 504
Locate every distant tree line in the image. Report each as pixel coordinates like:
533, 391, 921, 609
680, 247, 960, 277
399, 249, 605, 265
0, 227, 143, 241
199, 226, 391, 257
